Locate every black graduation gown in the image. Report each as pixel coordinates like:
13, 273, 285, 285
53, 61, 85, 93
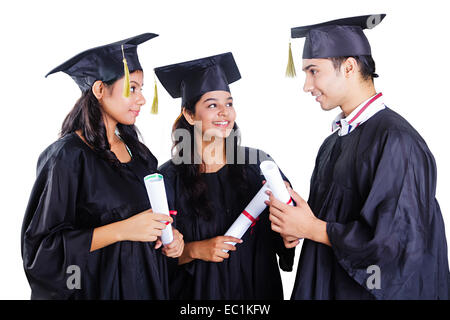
21, 132, 169, 299
291, 108, 450, 300
159, 147, 294, 300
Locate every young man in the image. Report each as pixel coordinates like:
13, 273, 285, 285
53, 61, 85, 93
267, 14, 449, 299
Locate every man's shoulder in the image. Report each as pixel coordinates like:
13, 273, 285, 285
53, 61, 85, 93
367, 108, 425, 145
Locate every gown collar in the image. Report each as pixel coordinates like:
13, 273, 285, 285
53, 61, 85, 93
332, 92, 385, 136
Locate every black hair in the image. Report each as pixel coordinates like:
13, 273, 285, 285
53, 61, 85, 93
330, 55, 378, 81
171, 94, 248, 221
60, 77, 149, 168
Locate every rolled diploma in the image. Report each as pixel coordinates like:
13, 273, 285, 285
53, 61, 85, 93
144, 173, 173, 245
260, 160, 302, 240
223, 184, 270, 252
259, 160, 293, 206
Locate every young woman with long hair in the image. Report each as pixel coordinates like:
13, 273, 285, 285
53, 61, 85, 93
155, 53, 294, 299
21, 33, 184, 300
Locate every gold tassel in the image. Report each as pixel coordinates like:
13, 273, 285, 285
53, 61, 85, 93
151, 77, 158, 114
285, 41, 296, 78
121, 45, 131, 98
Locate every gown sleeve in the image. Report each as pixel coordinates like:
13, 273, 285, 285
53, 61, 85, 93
326, 129, 445, 299
158, 162, 183, 273
21, 148, 94, 299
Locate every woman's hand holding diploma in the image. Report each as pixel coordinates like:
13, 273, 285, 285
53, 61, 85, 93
179, 236, 243, 264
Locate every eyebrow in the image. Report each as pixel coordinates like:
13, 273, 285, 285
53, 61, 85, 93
130, 80, 143, 87
302, 64, 318, 72
202, 97, 233, 103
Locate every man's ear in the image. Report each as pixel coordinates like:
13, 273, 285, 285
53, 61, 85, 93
182, 107, 195, 125
91, 80, 105, 100
343, 57, 358, 78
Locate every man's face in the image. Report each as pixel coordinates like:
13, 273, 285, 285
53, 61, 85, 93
302, 58, 347, 111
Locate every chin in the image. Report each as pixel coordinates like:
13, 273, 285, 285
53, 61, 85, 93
320, 103, 339, 112
214, 131, 229, 139
219, 126, 236, 139
119, 119, 136, 126
205, 126, 233, 139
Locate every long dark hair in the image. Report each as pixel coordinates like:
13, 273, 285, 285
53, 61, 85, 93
60, 78, 149, 168
171, 94, 248, 220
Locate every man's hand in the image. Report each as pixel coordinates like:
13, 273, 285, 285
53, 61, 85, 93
266, 187, 331, 246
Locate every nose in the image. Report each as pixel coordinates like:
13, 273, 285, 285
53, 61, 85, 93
136, 91, 146, 107
218, 104, 228, 117
303, 75, 314, 93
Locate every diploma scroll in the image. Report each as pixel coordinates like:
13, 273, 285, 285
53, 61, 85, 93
259, 160, 293, 206
144, 173, 174, 245
223, 184, 270, 252
260, 160, 302, 241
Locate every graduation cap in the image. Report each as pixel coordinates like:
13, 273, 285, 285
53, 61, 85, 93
46, 33, 158, 102
285, 14, 386, 77
154, 52, 241, 108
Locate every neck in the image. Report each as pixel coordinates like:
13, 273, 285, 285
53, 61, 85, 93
340, 82, 377, 117
103, 115, 119, 145
196, 135, 226, 173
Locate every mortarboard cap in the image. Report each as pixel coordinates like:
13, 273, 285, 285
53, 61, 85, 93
46, 33, 158, 92
285, 14, 385, 77
154, 52, 241, 108
292, 14, 386, 59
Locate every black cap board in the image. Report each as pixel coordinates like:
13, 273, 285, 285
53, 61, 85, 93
46, 33, 158, 91
154, 52, 241, 108
291, 14, 386, 59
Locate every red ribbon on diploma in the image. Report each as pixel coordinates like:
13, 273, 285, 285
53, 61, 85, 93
240, 197, 293, 234
164, 210, 178, 225
242, 210, 260, 235
242, 210, 258, 227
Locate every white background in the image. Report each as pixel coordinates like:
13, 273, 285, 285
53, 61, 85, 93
1, 0, 449, 299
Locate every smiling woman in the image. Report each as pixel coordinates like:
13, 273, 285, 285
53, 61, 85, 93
60, 71, 147, 165
154, 53, 295, 300
20, 33, 185, 300
183, 90, 236, 159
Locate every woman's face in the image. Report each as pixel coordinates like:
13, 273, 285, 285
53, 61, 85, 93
188, 90, 236, 139
100, 70, 146, 126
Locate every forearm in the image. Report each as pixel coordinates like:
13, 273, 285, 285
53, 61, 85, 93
178, 241, 198, 265
90, 221, 124, 252
177, 241, 197, 265
310, 219, 331, 247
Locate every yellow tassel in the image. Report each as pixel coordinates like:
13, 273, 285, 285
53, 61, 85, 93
121, 45, 131, 98
285, 42, 296, 78
151, 78, 158, 114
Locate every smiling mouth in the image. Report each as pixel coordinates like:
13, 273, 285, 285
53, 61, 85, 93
313, 93, 322, 102
213, 121, 230, 127
130, 110, 140, 117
